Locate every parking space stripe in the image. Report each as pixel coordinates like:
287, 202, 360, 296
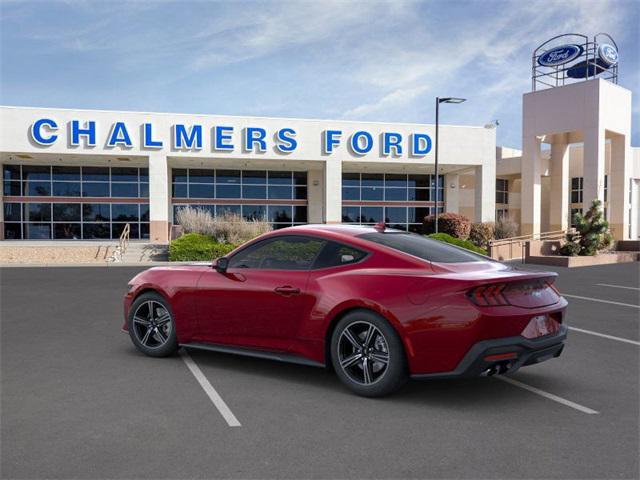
180, 349, 241, 427
496, 376, 599, 415
568, 326, 640, 346
596, 283, 640, 291
562, 293, 640, 309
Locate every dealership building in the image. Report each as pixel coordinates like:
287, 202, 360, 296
0, 35, 638, 246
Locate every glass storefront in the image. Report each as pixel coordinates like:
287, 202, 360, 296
341, 173, 444, 232
172, 168, 308, 229
2, 164, 149, 239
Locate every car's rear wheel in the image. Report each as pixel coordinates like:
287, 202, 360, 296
331, 310, 408, 397
128, 292, 178, 357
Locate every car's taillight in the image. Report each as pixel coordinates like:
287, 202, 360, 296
467, 283, 510, 306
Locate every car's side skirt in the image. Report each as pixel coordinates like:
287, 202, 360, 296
180, 342, 326, 368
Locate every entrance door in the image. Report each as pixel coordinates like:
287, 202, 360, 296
195, 235, 326, 351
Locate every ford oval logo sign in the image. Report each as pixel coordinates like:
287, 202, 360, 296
598, 44, 618, 66
538, 44, 583, 67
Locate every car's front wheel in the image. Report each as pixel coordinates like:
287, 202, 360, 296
331, 310, 408, 397
128, 292, 178, 357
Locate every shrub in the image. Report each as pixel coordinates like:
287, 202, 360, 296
169, 233, 236, 262
494, 216, 519, 239
469, 222, 495, 248
560, 199, 613, 256
176, 207, 271, 245
423, 213, 471, 239
559, 241, 580, 257
428, 233, 487, 255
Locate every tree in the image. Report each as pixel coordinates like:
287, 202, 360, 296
560, 199, 613, 256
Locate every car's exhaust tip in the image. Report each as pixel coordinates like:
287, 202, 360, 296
482, 361, 512, 376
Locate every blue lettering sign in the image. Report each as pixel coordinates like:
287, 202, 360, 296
411, 133, 432, 156
350, 131, 373, 155
538, 44, 583, 67
598, 44, 618, 66
71, 120, 96, 147
214, 126, 234, 151
382, 132, 403, 156
173, 124, 202, 150
244, 127, 267, 152
323, 130, 342, 154
143, 123, 163, 148
275, 128, 297, 153
30, 118, 58, 145
107, 122, 132, 148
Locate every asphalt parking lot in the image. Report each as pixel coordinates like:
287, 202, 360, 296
1, 262, 638, 479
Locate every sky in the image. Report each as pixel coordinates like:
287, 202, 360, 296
1, 0, 638, 148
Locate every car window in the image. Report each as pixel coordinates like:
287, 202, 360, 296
312, 241, 368, 269
228, 236, 326, 270
358, 232, 488, 263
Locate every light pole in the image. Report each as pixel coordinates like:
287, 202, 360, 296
434, 97, 466, 233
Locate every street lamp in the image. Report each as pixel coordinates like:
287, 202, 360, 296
434, 97, 466, 233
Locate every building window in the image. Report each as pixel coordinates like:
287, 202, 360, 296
496, 208, 509, 219
2, 164, 149, 240
171, 169, 307, 229
342, 173, 444, 204
496, 178, 508, 204
603, 175, 608, 203
340, 173, 444, 232
570, 208, 583, 228
570, 177, 583, 203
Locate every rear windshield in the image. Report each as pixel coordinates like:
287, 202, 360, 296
358, 232, 487, 263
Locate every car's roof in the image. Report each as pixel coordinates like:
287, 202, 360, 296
270, 224, 407, 240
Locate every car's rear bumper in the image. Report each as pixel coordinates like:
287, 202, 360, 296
411, 324, 567, 379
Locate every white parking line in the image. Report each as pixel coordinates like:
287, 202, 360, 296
562, 293, 640, 309
596, 283, 640, 291
568, 326, 640, 346
180, 349, 241, 427
496, 376, 599, 415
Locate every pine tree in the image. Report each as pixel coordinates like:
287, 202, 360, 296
560, 199, 613, 256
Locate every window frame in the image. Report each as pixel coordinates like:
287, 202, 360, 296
226, 234, 328, 271
310, 240, 370, 271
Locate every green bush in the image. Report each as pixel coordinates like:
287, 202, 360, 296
428, 233, 488, 255
469, 222, 495, 248
423, 213, 471, 239
560, 199, 613, 256
169, 233, 236, 262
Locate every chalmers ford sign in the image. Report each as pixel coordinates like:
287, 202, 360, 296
29, 118, 434, 157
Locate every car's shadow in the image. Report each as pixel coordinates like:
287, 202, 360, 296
177, 346, 529, 407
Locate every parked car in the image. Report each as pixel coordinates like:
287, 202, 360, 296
123, 224, 567, 397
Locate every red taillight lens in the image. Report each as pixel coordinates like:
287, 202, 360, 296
467, 283, 510, 306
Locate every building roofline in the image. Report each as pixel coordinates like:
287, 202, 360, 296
0, 104, 490, 130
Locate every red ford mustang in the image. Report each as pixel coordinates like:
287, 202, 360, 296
123, 224, 567, 397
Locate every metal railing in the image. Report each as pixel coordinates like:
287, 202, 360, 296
106, 223, 131, 263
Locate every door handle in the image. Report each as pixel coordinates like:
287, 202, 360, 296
274, 286, 301, 296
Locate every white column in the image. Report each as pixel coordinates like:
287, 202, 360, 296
148, 153, 170, 244
445, 173, 459, 214
307, 169, 324, 223
521, 135, 542, 236
324, 160, 342, 223
609, 134, 631, 240
549, 135, 570, 231
582, 126, 605, 211
474, 163, 495, 223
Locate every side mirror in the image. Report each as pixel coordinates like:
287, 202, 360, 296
214, 257, 229, 273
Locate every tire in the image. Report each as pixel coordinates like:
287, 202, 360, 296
128, 292, 178, 357
330, 310, 408, 397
